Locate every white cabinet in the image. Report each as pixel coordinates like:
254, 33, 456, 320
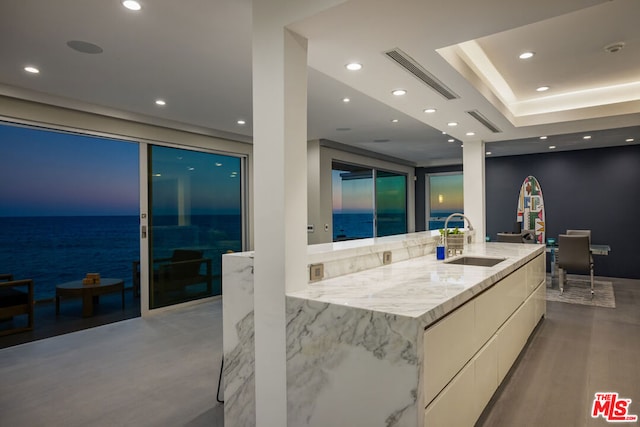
423, 254, 545, 426
423, 300, 475, 405
424, 357, 476, 427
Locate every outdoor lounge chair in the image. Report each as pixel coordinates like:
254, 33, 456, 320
0, 274, 35, 336
133, 250, 212, 306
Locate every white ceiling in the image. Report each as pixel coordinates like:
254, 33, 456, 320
0, 0, 638, 166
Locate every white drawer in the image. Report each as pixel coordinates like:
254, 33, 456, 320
424, 358, 475, 427
423, 301, 475, 405
473, 335, 498, 421
475, 267, 526, 349
526, 254, 545, 294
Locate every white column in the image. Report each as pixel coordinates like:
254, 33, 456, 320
463, 140, 486, 241
252, 7, 309, 427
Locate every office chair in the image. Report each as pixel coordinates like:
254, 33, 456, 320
557, 234, 594, 298
566, 229, 591, 244
567, 229, 593, 263
496, 232, 525, 243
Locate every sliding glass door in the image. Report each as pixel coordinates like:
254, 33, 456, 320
148, 146, 243, 309
331, 163, 374, 241
427, 172, 464, 230
332, 161, 407, 241
376, 170, 407, 237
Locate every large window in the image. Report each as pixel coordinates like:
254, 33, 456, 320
426, 172, 464, 230
148, 145, 243, 309
332, 161, 407, 241
376, 170, 407, 237
0, 123, 139, 301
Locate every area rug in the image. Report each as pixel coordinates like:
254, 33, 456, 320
546, 275, 616, 308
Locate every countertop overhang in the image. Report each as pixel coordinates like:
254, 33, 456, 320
287, 242, 545, 326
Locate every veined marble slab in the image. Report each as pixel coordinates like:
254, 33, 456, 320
222, 236, 544, 427
222, 253, 256, 426
290, 242, 544, 327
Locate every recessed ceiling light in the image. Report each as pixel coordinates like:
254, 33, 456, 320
391, 119, 399, 123
549, 145, 556, 149
536, 86, 550, 92
448, 139, 454, 142
67, 40, 103, 54
424, 108, 437, 113
466, 132, 475, 136
24, 66, 39, 74
519, 52, 535, 60
345, 63, 362, 71
442, 131, 447, 135
155, 99, 166, 106
604, 42, 625, 54
122, 0, 142, 11
485, 151, 492, 155
583, 135, 591, 140
626, 138, 635, 142
215, 163, 222, 167
447, 122, 458, 127
342, 98, 350, 103
237, 120, 246, 125
539, 136, 547, 140
392, 89, 407, 96
460, 144, 464, 148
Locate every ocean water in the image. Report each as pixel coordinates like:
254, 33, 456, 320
333, 213, 407, 240
0, 216, 139, 300
428, 210, 465, 230
0, 215, 243, 301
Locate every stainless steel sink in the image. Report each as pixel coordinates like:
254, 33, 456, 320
444, 256, 505, 267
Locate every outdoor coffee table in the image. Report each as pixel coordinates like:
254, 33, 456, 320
56, 278, 125, 318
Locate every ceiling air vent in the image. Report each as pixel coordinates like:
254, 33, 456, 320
384, 48, 459, 100
466, 110, 502, 133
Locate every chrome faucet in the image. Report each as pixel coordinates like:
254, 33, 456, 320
443, 213, 474, 258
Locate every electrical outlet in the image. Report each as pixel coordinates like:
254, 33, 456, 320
309, 263, 324, 282
383, 251, 392, 265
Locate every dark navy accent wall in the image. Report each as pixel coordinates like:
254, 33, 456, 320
486, 144, 640, 279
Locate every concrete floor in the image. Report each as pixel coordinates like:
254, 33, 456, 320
1, 277, 638, 427
0, 299, 223, 427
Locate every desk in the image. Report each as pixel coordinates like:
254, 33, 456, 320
546, 244, 610, 277
56, 278, 124, 317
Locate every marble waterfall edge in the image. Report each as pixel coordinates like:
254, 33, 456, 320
222, 254, 256, 426
286, 297, 421, 426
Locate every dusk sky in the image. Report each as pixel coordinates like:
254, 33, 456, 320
429, 174, 464, 214
0, 123, 139, 217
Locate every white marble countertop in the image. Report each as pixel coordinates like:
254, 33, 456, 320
287, 242, 545, 327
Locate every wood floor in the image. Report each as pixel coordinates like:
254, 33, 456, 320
478, 277, 640, 427
0, 277, 637, 426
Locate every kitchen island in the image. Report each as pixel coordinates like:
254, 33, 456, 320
223, 235, 545, 426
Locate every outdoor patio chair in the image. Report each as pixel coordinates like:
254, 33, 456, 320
133, 250, 212, 305
0, 274, 35, 336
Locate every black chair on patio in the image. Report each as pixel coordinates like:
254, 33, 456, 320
133, 250, 212, 305
0, 274, 34, 336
